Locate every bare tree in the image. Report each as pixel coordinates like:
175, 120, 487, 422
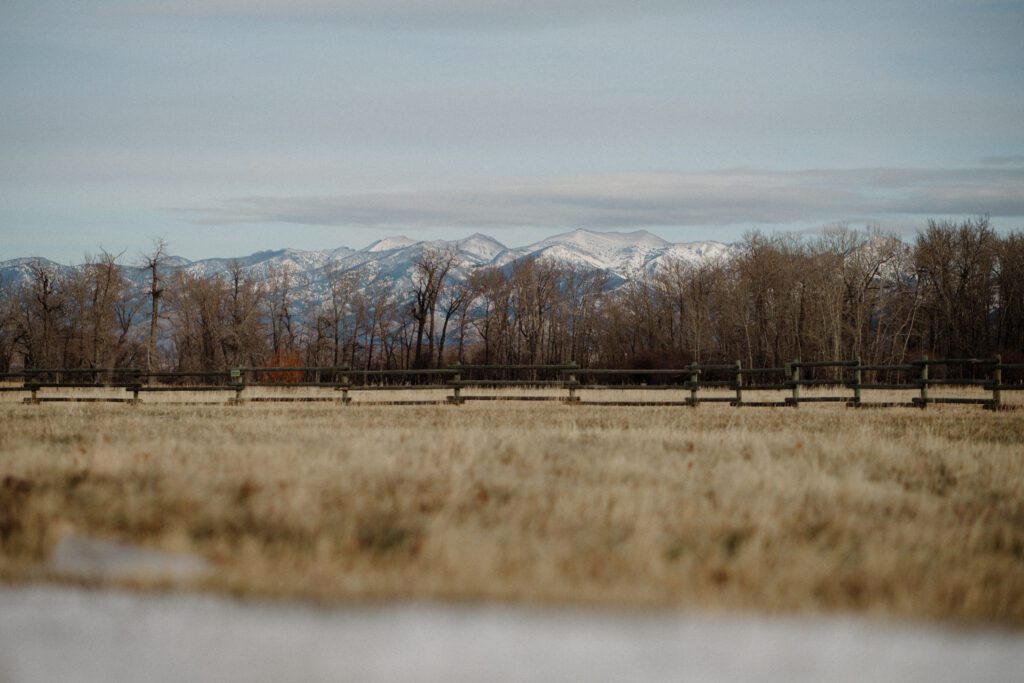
0, 278, 17, 372
17, 261, 66, 369
316, 264, 359, 368
264, 264, 299, 359
410, 246, 458, 368
222, 261, 267, 366
142, 239, 167, 372
65, 250, 135, 368
166, 271, 231, 371
915, 218, 998, 358
436, 279, 472, 366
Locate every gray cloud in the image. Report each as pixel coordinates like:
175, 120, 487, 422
182, 166, 1024, 230
119, 0, 686, 28
980, 155, 1024, 166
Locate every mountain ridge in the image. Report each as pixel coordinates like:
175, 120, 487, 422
0, 229, 732, 306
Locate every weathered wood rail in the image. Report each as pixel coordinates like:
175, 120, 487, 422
2, 357, 1021, 409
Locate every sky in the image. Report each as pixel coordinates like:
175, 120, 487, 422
1, 0, 1023, 262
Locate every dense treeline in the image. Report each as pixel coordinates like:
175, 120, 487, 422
1, 218, 1021, 375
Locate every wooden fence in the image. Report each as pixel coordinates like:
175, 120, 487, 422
1, 357, 1021, 409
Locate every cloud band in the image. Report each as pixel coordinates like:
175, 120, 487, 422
184, 165, 1024, 229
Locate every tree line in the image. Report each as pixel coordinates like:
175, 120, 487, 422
1, 218, 1022, 376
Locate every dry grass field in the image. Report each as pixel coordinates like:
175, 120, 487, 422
2, 390, 1023, 626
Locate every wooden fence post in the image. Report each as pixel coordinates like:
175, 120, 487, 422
734, 360, 743, 406
852, 357, 862, 407
918, 356, 928, 408
689, 362, 699, 407
790, 359, 800, 408
449, 363, 462, 405
992, 354, 1002, 410
339, 365, 351, 405
230, 368, 244, 404
26, 371, 38, 405
566, 361, 579, 403
130, 368, 141, 406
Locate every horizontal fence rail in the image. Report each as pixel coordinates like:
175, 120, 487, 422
1, 356, 1022, 409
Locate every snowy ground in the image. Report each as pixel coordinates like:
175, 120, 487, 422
0, 587, 1021, 683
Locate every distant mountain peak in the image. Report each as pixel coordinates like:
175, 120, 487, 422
452, 233, 507, 262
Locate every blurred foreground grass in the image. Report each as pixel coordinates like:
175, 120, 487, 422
1, 397, 1022, 625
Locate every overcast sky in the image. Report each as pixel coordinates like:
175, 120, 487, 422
2, 0, 1023, 262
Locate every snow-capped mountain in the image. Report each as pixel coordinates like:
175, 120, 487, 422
0, 229, 732, 305
492, 229, 730, 276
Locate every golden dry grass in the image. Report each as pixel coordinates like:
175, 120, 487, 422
1, 392, 1023, 625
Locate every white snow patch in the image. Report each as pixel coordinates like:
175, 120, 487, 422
0, 587, 1020, 683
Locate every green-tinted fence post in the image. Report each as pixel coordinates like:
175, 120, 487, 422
230, 368, 243, 404
790, 359, 800, 408
992, 354, 1002, 410
734, 360, 742, 406
919, 356, 928, 408
689, 362, 699, 407
852, 357, 862, 407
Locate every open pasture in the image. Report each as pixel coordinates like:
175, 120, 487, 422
1, 397, 1023, 625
